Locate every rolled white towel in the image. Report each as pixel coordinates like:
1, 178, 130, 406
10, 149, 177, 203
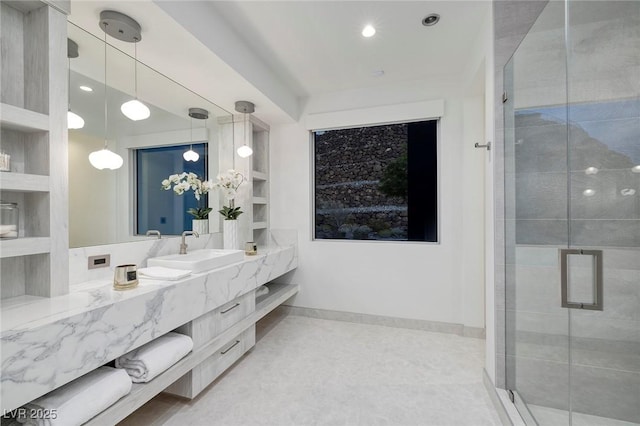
15, 366, 131, 426
115, 332, 193, 383
255, 285, 269, 298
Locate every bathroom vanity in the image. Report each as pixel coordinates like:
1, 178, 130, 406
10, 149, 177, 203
0, 237, 298, 424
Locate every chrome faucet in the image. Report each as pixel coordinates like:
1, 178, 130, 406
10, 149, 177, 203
180, 231, 199, 255
146, 230, 162, 239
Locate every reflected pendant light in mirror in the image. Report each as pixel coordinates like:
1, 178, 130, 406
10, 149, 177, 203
184, 108, 209, 162
183, 111, 199, 162
67, 39, 85, 130
235, 101, 254, 158
89, 20, 123, 170
99, 11, 150, 121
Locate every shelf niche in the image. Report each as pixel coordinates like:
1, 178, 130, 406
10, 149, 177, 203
0, 1, 69, 299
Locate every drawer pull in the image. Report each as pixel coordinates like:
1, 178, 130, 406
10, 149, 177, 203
220, 340, 240, 355
220, 303, 240, 314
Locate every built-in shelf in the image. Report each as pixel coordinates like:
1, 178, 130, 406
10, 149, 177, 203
0, 173, 49, 192
0, 237, 50, 258
252, 222, 267, 230
252, 197, 267, 205
255, 283, 298, 317
84, 284, 298, 426
252, 171, 268, 181
0, 103, 49, 133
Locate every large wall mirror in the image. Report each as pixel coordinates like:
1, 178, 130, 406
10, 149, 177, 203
67, 23, 231, 248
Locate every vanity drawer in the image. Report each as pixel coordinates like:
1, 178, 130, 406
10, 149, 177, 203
217, 291, 255, 335
175, 290, 255, 350
165, 325, 255, 399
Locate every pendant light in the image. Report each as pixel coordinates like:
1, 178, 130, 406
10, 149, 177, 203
67, 39, 84, 130
89, 20, 123, 170
120, 37, 150, 121
183, 115, 199, 162
99, 11, 150, 121
235, 101, 254, 158
184, 108, 209, 162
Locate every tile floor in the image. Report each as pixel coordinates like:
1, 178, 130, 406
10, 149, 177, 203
119, 311, 502, 426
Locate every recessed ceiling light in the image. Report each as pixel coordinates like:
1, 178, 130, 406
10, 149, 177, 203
583, 189, 596, 197
585, 166, 598, 175
371, 69, 385, 77
79, 85, 93, 92
362, 25, 376, 38
422, 13, 440, 26
632, 165, 640, 173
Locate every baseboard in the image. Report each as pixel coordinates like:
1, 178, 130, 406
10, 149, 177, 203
281, 305, 485, 338
463, 326, 486, 339
483, 369, 526, 426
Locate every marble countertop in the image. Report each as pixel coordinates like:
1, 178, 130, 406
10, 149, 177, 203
1, 242, 297, 411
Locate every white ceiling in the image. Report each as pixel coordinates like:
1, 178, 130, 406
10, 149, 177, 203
68, 1, 491, 124
210, 1, 491, 97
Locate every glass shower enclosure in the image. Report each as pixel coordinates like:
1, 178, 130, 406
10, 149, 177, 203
504, 1, 639, 425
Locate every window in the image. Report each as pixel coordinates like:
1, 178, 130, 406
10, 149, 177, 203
313, 120, 437, 242
135, 143, 207, 235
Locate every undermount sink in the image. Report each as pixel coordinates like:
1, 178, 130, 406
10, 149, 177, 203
147, 249, 245, 273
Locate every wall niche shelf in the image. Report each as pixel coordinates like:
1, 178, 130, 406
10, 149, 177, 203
0, 1, 69, 299
252, 171, 268, 181
0, 237, 51, 258
252, 197, 267, 205
0, 173, 49, 192
219, 113, 270, 246
0, 103, 50, 132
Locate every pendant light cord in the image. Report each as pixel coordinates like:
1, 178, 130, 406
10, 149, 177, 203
68, 57, 71, 111
190, 115, 193, 151
103, 22, 108, 150
134, 38, 139, 99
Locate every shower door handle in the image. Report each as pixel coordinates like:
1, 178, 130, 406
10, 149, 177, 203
560, 249, 603, 310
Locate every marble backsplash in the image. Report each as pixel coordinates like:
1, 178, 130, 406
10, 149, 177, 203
69, 233, 222, 287
69, 229, 297, 287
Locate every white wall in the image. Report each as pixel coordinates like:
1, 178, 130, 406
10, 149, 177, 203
270, 72, 488, 329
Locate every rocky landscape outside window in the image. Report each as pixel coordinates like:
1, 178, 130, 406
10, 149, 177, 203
313, 120, 438, 242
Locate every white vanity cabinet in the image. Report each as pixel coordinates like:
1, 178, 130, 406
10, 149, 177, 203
166, 291, 257, 398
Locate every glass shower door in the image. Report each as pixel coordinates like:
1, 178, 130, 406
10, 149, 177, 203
506, 1, 640, 425
504, 1, 571, 424
565, 1, 640, 425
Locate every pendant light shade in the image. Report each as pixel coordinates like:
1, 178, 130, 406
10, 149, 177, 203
90, 17, 123, 170
237, 145, 253, 158
67, 110, 85, 130
183, 148, 199, 162
121, 99, 150, 121
89, 148, 124, 170
234, 100, 255, 158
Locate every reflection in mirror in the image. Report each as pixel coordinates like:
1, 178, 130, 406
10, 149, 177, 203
67, 23, 231, 248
